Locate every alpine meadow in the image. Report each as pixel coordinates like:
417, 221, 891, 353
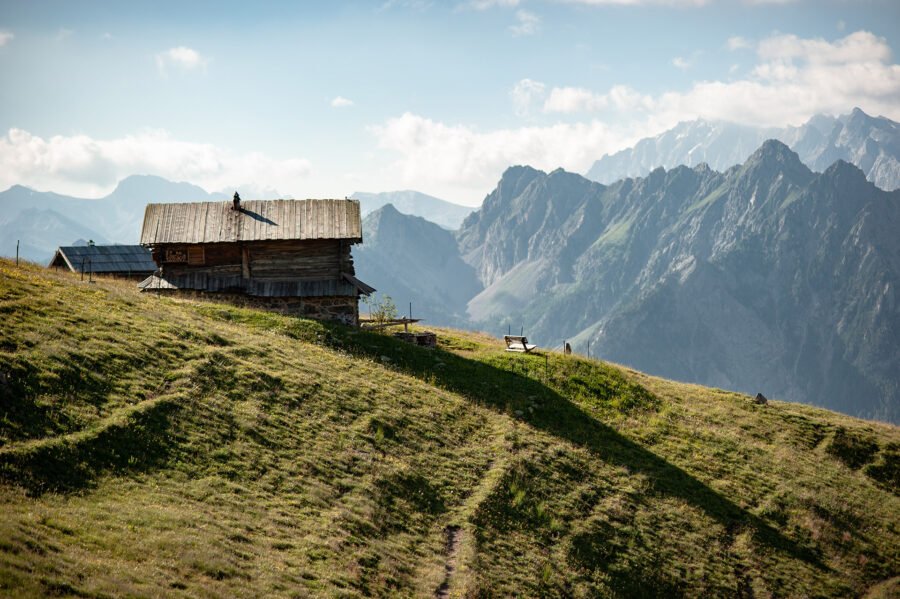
2, 1, 900, 597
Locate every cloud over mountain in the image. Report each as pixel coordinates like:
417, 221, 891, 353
370, 30, 900, 197
0, 128, 311, 198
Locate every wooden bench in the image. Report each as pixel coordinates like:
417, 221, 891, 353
504, 335, 537, 353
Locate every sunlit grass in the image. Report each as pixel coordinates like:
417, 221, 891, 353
0, 258, 897, 597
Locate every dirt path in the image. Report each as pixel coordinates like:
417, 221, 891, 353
435, 525, 463, 599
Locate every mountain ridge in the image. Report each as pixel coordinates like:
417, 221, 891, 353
354, 204, 482, 326
351, 190, 474, 230
0, 175, 226, 262
457, 141, 900, 422
586, 108, 900, 192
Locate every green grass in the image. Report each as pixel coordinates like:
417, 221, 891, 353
685, 182, 728, 214
0, 258, 898, 598
593, 215, 636, 248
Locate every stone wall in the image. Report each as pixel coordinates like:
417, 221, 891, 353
156, 290, 359, 326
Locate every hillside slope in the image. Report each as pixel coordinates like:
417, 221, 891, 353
459, 142, 900, 422
0, 259, 898, 598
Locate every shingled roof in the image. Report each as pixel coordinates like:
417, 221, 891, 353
50, 245, 157, 274
140, 199, 362, 245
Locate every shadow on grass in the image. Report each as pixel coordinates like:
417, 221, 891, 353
324, 325, 827, 570
0, 396, 181, 496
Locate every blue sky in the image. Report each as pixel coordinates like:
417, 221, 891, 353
1, 0, 899, 205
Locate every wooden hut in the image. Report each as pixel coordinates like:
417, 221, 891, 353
138, 196, 374, 325
49, 244, 156, 280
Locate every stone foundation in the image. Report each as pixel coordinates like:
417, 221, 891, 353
156, 290, 359, 326
393, 331, 437, 348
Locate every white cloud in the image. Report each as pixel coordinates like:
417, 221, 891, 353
331, 96, 355, 108
510, 78, 546, 117
464, 0, 519, 9
0, 128, 311, 198
543, 84, 653, 113
542, 30, 900, 127
544, 86, 604, 113
0, 30, 13, 47
368, 112, 655, 197
155, 46, 209, 75
509, 10, 540, 36
727, 36, 751, 50
672, 56, 691, 70
368, 29, 900, 199
756, 30, 890, 64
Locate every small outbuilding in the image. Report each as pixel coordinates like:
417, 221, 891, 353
138, 196, 374, 325
49, 244, 157, 280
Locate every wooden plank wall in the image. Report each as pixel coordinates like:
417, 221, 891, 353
249, 240, 342, 281
157, 240, 354, 290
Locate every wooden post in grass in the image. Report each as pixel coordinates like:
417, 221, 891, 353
15, 240, 19, 266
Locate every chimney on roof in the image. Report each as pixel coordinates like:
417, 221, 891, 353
233, 191, 241, 211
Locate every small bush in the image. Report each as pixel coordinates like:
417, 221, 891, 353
366, 295, 398, 324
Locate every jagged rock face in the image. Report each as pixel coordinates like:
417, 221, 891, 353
459, 141, 900, 422
458, 166, 644, 321
585, 108, 900, 192
355, 204, 482, 327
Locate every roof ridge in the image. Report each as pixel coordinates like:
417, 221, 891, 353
140, 199, 362, 245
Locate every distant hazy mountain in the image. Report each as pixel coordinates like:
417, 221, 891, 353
352, 190, 474, 230
586, 107, 900, 192
0, 209, 109, 264
0, 175, 227, 262
354, 204, 482, 327
0, 175, 474, 267
459, 142, 900, 422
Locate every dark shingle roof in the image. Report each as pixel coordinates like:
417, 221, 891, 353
140, 199, 362, 245
51, 245, 157, 274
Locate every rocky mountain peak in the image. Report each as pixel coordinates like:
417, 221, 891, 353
585, 108, 900, 192
821, 159, 871, 191
748, 139, 800, 164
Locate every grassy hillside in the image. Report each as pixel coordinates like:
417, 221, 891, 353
0, 258, 898, 598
